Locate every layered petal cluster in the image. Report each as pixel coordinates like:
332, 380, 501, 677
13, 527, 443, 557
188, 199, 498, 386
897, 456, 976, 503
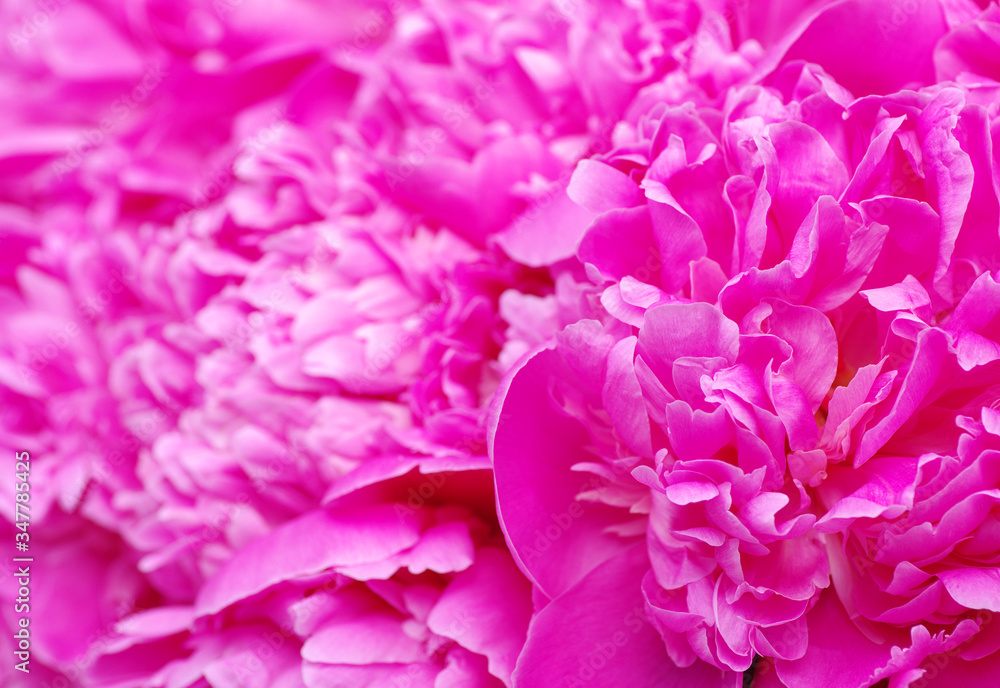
491, 2, 1000, 687
795, 274, 1000, 688
84, 472, 532, 688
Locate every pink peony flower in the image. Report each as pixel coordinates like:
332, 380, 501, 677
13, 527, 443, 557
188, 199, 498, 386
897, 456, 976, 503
490, 3, 1000, 687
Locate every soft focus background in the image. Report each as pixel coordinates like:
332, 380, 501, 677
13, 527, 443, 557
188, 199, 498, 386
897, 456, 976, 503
2, 0, 1000, 687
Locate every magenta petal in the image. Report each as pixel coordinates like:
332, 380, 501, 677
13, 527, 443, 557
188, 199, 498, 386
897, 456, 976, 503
937, 568, 1000, 612
663, 402, 735, 462
749, 657, 789, 688
920, 88, 976, 299
497, 187, 597, 267
648, 199, 709, 294
512, 544, 739, 688
604, 337, 654, 458
195, 506, 421, 617
935, 5, 1000, 80
489, 345, 635, 598
767, 122, 850, 236
578, 206, 662, 284
770, 0, 950, 96
854, 328, 953, 466
435, 648, 503, 688
568, 159, 645, 214
774, 589, 891, 688
426, 547, 532, 686
303, 613, 426, 665
302, 662, 438, 688
920, 650, 1000, 687
637, 303, 740, 382
767, 303, 838, 413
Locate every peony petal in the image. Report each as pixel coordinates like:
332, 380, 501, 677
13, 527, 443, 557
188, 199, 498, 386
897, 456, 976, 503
937, 568, 1000, 612
568, 159, 645, 214
766, 0, 950, 96
604, 337, 654, 458
488, 345, 636, 598
774, 589, 892, 688
637, 303, 740, 384
512, 544, 739, 688
426, 548, 532, 686
195, 506, 422, 617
